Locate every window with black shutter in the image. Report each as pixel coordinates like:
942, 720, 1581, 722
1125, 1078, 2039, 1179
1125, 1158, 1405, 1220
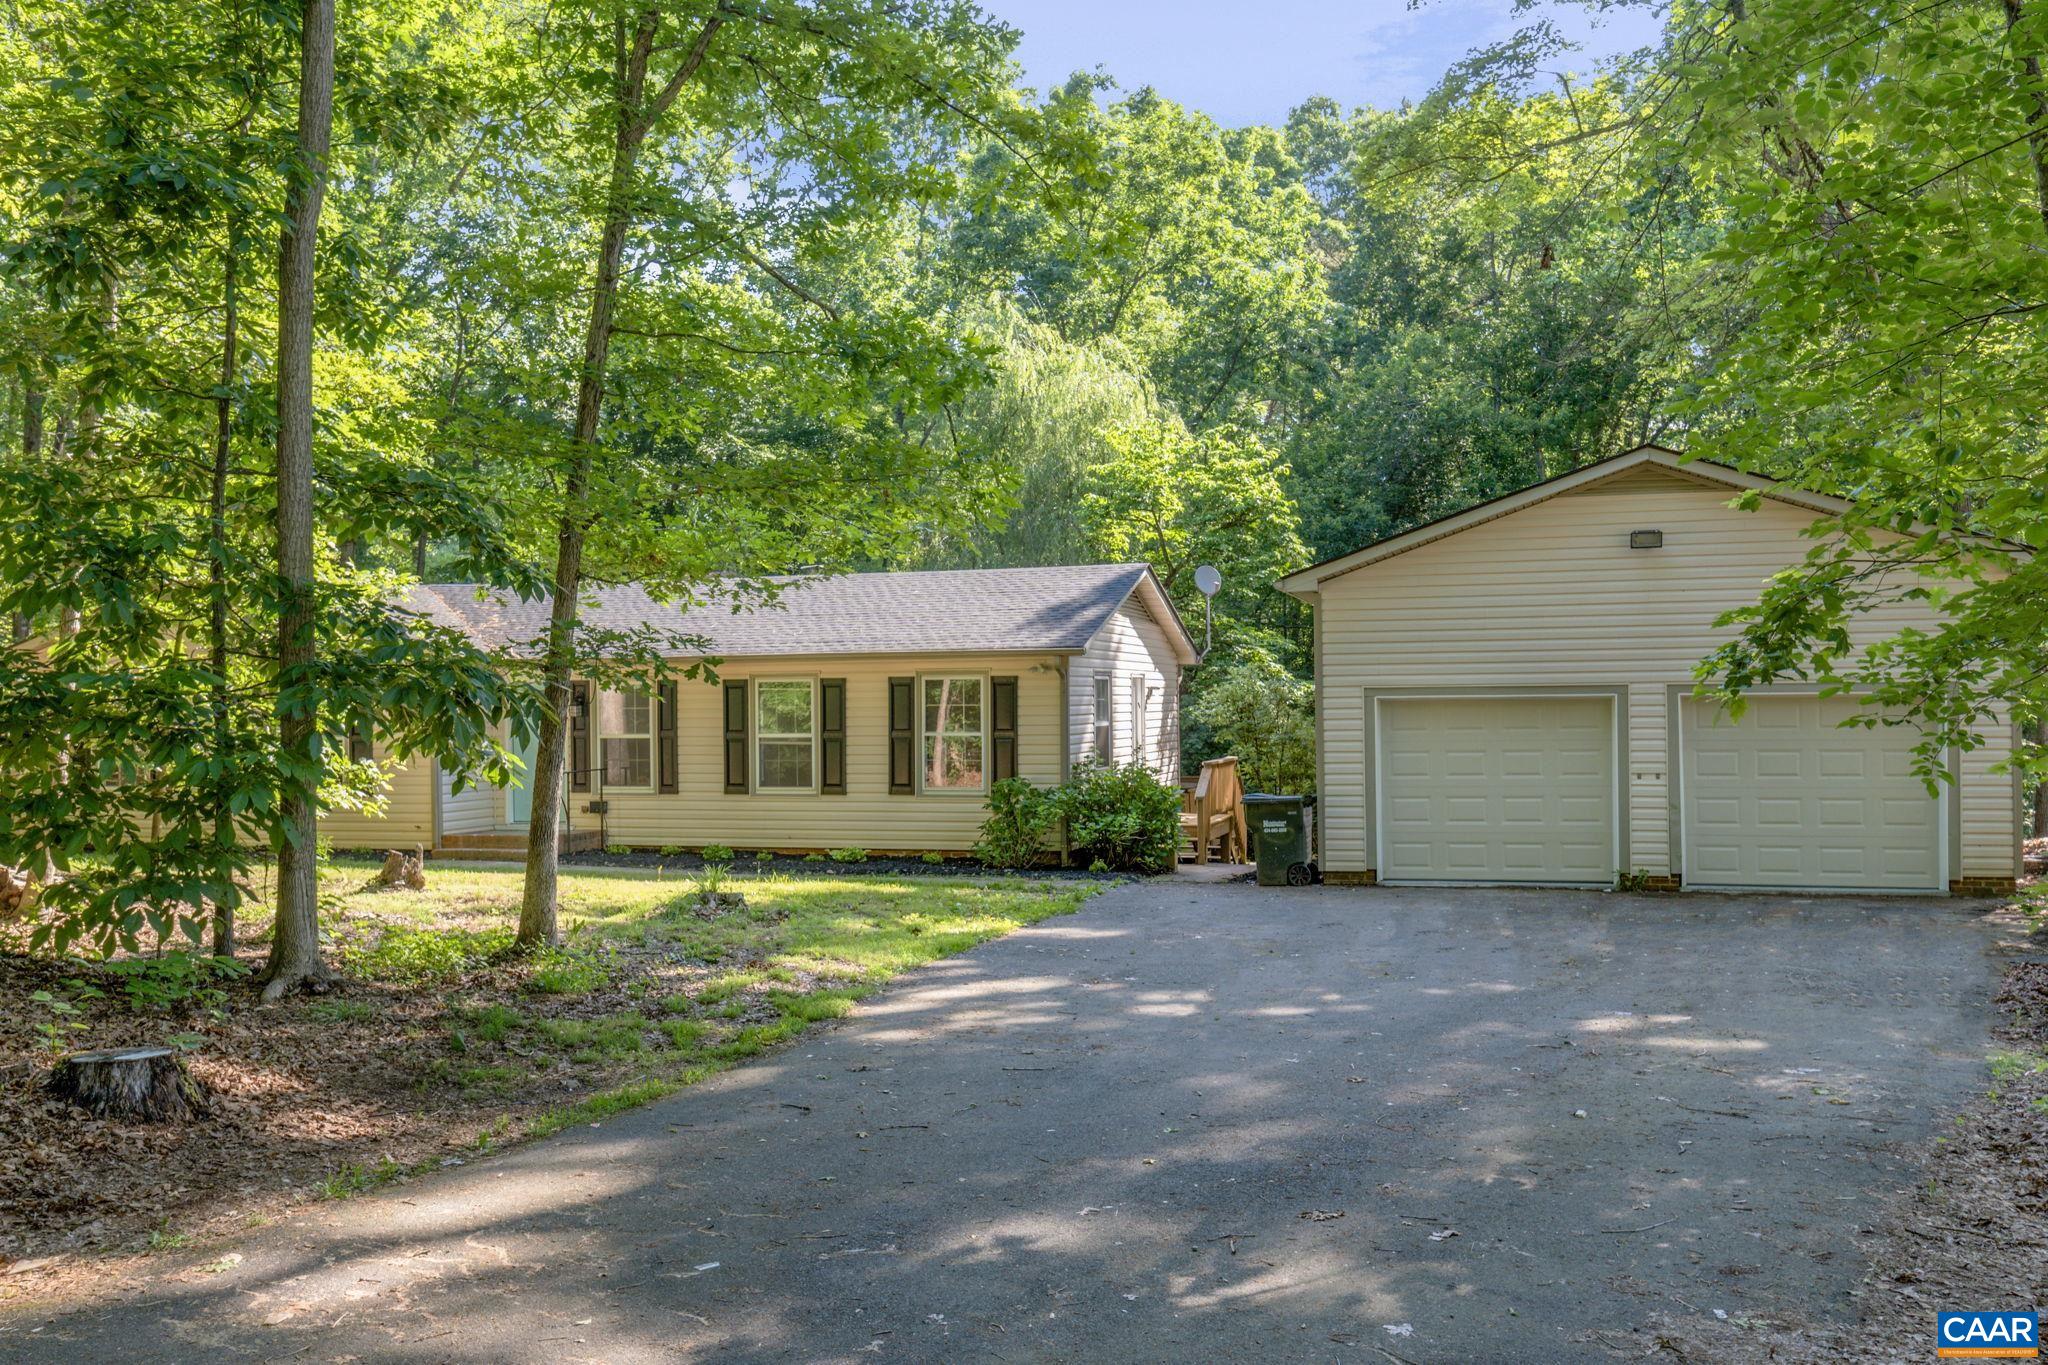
990, 676, 1018, 782
820, 679, 846, 794
657, 680, 679, 794
723, 679, 749, 794
887, 677, 915, 794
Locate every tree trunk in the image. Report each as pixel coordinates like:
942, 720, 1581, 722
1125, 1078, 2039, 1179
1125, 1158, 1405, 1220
12, 385, 39, 644
2004, 0, 2048, 234
48, 1047, 210, 1123
2030, 719, 2048, 839
210, 226, 241, 959
261, 0, 337, 1002
517, 8, 721, 946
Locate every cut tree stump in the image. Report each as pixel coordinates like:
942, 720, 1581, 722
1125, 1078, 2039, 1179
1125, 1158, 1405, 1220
377, 846, 427, 891
47, 1047, 211, 1123
0, 864, 37, 921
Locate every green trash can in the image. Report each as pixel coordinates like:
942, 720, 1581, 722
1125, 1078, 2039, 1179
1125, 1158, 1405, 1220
1245, 794, 1316, 887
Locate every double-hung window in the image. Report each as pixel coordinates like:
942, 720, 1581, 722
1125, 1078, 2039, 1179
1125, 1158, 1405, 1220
922, 676, 985, 791
599, 689, 653, 790
1092, 675, 1112, 760
756, 680, 816, 792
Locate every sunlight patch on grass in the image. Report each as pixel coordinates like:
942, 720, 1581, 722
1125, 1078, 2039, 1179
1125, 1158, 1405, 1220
309, 859, 1101, 1155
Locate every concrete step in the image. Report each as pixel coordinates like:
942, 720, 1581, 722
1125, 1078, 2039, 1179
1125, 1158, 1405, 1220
436, 830, 604, 859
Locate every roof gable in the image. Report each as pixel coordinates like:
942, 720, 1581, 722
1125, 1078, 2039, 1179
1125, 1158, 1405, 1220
408, 564, 1201, 664
1276, 446, 1851, 596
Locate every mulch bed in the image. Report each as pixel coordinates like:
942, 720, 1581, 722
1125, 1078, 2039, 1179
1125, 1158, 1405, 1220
0, 926, 783, 1297
564, 848, 1139, 881
1613, 906, 2048, 1361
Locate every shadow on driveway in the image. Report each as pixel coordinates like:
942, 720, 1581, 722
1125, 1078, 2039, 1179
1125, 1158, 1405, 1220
1, 884, 2007, 1363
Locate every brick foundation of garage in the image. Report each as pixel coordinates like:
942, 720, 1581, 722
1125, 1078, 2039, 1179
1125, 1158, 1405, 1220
1948, 877, 2018, 897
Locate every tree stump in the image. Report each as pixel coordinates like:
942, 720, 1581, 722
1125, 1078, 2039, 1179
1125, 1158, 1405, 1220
47, 1047, 211, 1123
376, 846, 427, 891
690, 891, 746, 919
0, 864, 38, 921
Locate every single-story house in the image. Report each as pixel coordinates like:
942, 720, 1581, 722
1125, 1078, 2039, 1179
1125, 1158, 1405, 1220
322, 563, 1198, 856
1276, 444, 2021, 896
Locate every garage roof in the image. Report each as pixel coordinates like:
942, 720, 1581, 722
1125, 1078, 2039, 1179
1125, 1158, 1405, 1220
1276, 445, 1863, 597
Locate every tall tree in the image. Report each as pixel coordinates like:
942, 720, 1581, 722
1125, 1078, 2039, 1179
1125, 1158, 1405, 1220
504, 0, 1042, 946
261, 0, 337, 998
0, 0, 530, 959
1578, 0, 2048, 781
516, 6, 723, 948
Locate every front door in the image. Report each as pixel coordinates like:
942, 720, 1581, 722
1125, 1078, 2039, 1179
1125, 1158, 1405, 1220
505, 732, 541, 827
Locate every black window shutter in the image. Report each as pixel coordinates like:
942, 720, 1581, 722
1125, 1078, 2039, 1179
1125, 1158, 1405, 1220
991, 676, 1018, 782
888, 676, 915, 794
657, 680, 679, 794
819, 679, 847, 795
569, 681, 591, 792
723, 679, 749, 794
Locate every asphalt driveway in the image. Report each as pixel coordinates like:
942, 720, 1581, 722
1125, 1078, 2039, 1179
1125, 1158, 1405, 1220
3, 882, 2008, 1363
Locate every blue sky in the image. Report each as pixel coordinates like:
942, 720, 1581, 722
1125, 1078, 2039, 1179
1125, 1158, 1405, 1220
981, 0, 1666, 126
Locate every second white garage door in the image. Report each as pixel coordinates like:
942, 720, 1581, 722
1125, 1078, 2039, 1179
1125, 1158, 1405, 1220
1377, 695, 1617, 884
1681, 695, 1943, 892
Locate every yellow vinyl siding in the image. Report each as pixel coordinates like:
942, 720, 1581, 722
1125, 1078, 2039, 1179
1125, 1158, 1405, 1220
1311, 462, 2016, 882
1070, 599, 1182, 781
569, 652, 1066, 854
318, 750, 435, 849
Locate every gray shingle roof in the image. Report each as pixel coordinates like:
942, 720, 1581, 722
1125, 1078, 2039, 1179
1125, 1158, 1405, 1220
405, 565, 1169, 660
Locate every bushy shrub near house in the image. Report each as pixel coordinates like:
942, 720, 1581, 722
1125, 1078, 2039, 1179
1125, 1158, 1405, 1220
976, 778, 1062, 869
1054, 761, 1182, 872
976, 762, 1182, 873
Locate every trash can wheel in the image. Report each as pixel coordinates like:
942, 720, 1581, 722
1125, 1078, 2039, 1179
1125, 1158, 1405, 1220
1285, 863, 1313, 887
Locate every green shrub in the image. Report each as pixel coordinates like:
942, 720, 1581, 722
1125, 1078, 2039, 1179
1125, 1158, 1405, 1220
605, 844, 630, 856
829, 847, 868, 863
105, 952, 248, 1013
976, 778, 1060, 868
29, 983, 99, 1055
1053, 761, 1182, 873
802, 852, 827, 863
700, 844, 736, 863
659, 845, 686, 857
920, 851, 946, 865
340, 926, 512, 985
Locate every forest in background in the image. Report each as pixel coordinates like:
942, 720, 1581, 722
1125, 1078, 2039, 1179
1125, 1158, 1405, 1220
3, 0, 2045, 974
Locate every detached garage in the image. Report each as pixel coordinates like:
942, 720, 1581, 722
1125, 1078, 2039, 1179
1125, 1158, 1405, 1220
1278, 445, 2020, 896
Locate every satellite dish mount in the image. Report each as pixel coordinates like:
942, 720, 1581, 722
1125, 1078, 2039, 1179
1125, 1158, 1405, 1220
1193, 565, 1223, 659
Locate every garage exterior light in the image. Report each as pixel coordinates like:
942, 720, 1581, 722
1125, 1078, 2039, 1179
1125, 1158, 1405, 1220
1629, 529, 1664, 549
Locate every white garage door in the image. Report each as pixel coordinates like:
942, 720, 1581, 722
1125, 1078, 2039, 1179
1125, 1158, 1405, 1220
1377, 696, 1617, 884
1681, 696, 1942, 892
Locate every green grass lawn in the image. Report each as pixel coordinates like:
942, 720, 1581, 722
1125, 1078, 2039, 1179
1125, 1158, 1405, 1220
3, 858, 1102, 1260
316, 858, 1099, 1140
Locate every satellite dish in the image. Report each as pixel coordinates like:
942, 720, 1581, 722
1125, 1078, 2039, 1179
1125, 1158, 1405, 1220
1194, 565, 1223, 598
